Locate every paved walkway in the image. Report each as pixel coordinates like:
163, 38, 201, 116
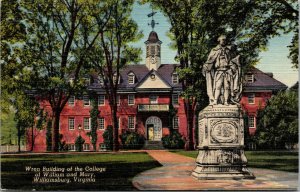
132, 150, 299, 191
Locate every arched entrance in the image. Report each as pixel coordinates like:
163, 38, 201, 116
145, 116, 162, 141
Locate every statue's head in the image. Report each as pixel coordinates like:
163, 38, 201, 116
217, 35, 227, 46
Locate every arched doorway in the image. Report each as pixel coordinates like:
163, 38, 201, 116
145, 116, 162, 141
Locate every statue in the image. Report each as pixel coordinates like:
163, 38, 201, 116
202, 35, 242, 105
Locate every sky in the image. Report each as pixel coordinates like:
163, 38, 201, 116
131, 2, 298, 87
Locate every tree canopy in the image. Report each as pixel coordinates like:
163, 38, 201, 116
255, 91, 298, 149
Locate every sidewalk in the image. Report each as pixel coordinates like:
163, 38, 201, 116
132, 150, 299, 191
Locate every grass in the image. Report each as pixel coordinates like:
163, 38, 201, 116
1, 152, 161, 191
171, 150, 298, 172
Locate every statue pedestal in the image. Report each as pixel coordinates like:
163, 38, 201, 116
192, 105, 255, 180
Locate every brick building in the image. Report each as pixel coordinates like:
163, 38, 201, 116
27, 31, 287, 152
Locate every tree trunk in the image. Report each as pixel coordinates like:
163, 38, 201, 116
51, 110, 61, 152
184, 100, 194, 150
112, 105, 119, 152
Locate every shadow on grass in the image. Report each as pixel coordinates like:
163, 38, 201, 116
1, 160, 161, 191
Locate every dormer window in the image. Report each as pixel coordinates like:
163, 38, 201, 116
98, 76, 104, 85
113, 73, 120, 84
83, 77, 90, 86
128, 72, 135, 84
246, 73, 254, 83
172, 73, 179, 84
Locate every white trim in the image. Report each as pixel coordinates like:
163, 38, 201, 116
172, 73, 179, 84
98, 95, 105, 106
83, 117, 91, 130
98, 117, 105, 130
248, 93, 255, 104
68, 117, 75, 130
68, 96, 75, 106
172, 94, 179, 105
128, 73, 135, 84
83, 143, 90, 151
248, 116, 256, 128
149, 95, 158, 104
68, 144, 75, 151
128, 94, 135, 105
173, 116, 179, 129
83, 95, 90, 106
128, 116, 135, 129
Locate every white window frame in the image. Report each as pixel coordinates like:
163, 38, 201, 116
172, 73, 179, 84
68, 144, 75, 151
248, 116, 256, 128
149, 95, 158, 104
98, 117, 105, 130
68, 96, 75, 106
173, 116, 179, 129
128, 73, 135, 84
83, 117, 90, 130
172, 94, 179, 105
98, 76, 104, 85
98, 95, 105, 106
68, 117, 75, 130
128, 116, 135, 129
83, 143, 90, 151
83, 95, 90, 106
128, 94, 135, 105
246, 74, 254, 83
248, 93, 255, 104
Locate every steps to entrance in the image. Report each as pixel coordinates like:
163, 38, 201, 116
143, 141, 164, 150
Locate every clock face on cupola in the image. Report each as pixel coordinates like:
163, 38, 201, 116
145, 10, 162, 71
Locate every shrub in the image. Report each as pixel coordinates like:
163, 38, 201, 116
162, 131, 185, 149
102, 125, 113, 150
120, 131, 145, 149
75, 135, 85, 152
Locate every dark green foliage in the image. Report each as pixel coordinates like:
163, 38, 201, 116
162, 131, 185, 149
90, 96, 99, 151
46, 120, 52, 151
120, 131, 145, 149
102, 125, 113, 150
75, 135, 85, 152
168, 104, 177, 132
254, 91, 298, 149
58, 134, 67, 151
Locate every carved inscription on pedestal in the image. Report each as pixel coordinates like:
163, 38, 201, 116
210, 120, 238, 144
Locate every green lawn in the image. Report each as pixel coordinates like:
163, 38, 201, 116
1, 152, 161, 191
171, 150, 298, 172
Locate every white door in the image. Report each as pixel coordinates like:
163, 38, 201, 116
146, 116, 162, 141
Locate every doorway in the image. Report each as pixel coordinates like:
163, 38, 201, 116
145, 116, 162, 141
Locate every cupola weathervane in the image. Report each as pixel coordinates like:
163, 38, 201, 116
147, 7, 158, 31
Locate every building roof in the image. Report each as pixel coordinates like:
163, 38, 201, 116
244, 67, 287, 92
90, 65, 287, 94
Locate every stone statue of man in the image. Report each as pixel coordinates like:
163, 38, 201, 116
202, 35, 242, 105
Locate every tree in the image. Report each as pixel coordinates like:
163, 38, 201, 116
89, 95, 99, 151
143, 0, 298, 150
255, 91, 298, 149
89, 0, 142, 151
1, 0, 114, 152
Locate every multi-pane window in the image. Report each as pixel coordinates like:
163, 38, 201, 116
246, 74, 254, 83
172, 94, 179, 105
68, 144, 75, 151
68, 96, 75, 106
172, 73, 179, 84
68, 118, 75, 130
83, 95, 90, 106
128, 73, 135, 84
248, 116, 255, 128
128, 94, 135, 105
98, 76, 104, 85
113, 73, 120, 84
83, 117, 90, 130
173, 116, 179, 129
98, 95, 105, 106
83, 144, 90, 151
149, 95, 158, 104
128, 116, 135, 129
98, 117, 105, 130
248, 93, 255, 104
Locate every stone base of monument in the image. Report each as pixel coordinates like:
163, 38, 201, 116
192, 105, 255, 180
